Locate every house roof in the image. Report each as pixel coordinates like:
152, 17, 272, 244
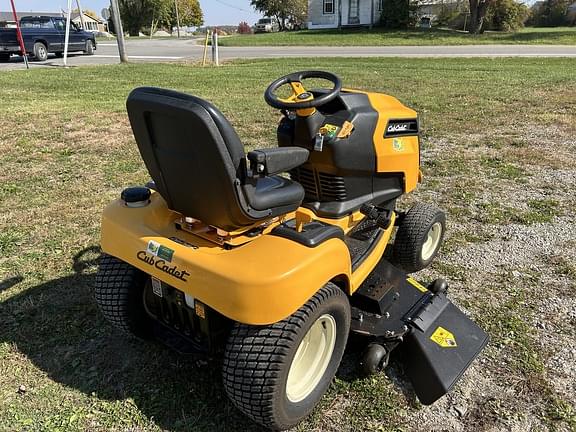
0, 11, 62, 22
0, 11, 104, 23
71, 12, 104, 23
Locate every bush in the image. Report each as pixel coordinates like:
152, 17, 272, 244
238, 21, 252, 34
381, 0, 419, 28
528, 0, 571, 26
434, 7, 463, 27
485, 0, 530, 31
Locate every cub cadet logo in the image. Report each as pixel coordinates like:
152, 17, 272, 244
137, 251, 190, 282
387, 123, 410, 133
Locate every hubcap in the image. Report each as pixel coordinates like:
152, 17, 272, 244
286, 314, 337, 403
421, 222, 442, 261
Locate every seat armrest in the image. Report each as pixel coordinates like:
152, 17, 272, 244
247, 147, 310, 176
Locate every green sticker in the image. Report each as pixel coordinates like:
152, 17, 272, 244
393, 138, 405, 152
157, 245, 174, 262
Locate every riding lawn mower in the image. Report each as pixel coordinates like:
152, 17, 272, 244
94, 71, 488, 430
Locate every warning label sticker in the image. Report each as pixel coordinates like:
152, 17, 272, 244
430, 326, 458, 348
407, 277, 428, 293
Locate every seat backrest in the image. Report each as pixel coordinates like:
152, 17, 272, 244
126, 87, 254, 230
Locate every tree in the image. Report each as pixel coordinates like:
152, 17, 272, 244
529, 0, 571, 26
250, 0, 307, 31
381, 0, 419, 28
238, 21, 252, 34
170, 0, 203, 28
484, 0, 529, 31
118, 0, 203, 36
468, 0, 492, 33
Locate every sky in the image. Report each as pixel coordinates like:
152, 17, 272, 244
2, 0, 263, 26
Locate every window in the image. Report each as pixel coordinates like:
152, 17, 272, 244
54, 19, 65, 31
324, 0, 335, 14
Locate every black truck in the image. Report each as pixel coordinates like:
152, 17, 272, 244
0, 16, 97, 62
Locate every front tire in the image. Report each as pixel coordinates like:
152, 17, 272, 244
94, 254, 152, 338
223, 283, 350, 430
84, 40, 95, 55
33, 42, 48, 61
392, 203, 446, 273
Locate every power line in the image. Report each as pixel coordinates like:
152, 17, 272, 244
213, 0, 252, 13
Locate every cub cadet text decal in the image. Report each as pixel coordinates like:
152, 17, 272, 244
387, 123, 410, 133
137, 251, 190, 282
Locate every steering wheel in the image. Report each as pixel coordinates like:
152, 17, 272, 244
264, 70, 342, 111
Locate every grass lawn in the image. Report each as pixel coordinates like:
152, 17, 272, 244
1, 58, 575, 431
218, 27, 576, 46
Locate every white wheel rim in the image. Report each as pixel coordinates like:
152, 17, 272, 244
421, 222, 442, 261
286, 314, 337, 403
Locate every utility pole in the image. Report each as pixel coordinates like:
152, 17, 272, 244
174, 0, 181, 38
110, 0, 128, 63
75, 0, 86, 30
63, 0, 72, 67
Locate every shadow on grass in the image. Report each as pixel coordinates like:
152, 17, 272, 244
0, 247, 267, 432
0, 247, 418, 431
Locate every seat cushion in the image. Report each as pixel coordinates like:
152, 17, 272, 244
243, 176, 305, 212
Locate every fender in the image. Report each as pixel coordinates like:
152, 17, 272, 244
101, 194, 352, 325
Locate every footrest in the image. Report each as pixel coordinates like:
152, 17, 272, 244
402, 294, 489, 404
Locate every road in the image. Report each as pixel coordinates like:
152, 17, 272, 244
2, 38, 576, 70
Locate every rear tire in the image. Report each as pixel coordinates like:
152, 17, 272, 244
0, 53, 10, 63
33, 42, 48, 61
223, 283, 350, 431
94, 254, 152, 339
84, 40, 95, 55
392, 203, 446, 273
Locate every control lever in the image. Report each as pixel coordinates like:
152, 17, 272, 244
360, 204, 393, 229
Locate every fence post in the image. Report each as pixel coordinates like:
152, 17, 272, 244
211, 30, 219, 66
202, 30, 210, 66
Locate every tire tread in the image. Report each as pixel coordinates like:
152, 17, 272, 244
94, 254, 147, 336
393, 202, 445, 273
222, 283, 345, 429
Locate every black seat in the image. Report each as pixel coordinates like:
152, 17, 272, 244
126, 87, 308, 231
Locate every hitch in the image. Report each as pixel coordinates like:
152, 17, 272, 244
351, 261, 489, 404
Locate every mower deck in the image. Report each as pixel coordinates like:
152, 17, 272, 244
351, 260, 488, 404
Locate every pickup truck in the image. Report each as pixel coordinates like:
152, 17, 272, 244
0, 16, 97, 62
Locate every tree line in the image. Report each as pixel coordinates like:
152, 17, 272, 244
110, 0, 203, 36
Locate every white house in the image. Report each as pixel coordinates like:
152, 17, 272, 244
308, 0, 384, 29
71, 12, 108, 33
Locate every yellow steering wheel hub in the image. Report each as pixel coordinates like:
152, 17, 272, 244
264, 70, 343, 118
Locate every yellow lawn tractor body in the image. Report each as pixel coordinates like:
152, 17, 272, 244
101, 194, 395, 325
95, 71, 487, 431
